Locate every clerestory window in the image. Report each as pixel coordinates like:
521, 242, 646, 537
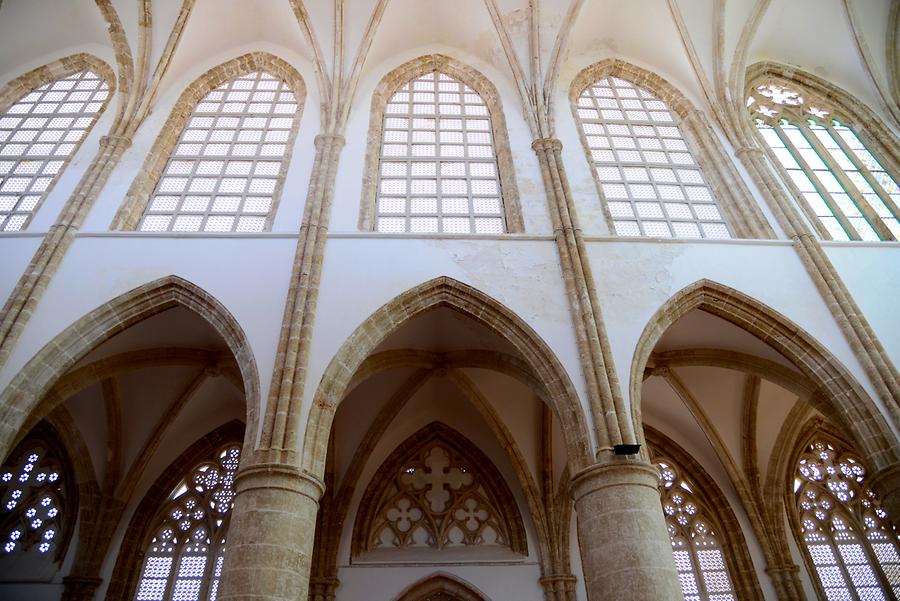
749, 81, 900, 241
138, 71, 299, 233
575, 76, 731, 239
374, 71, 506, 235
0, 70, 111, 231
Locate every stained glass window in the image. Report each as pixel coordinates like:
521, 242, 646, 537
138, 71, 299, 233
0, 70, 110, 231
575, 76, 731, 239
794, 438, 900, 600
0, 442, 68, 557
375, 71, 505, 234
134, 444, 239, 601
656, 460, 737, 601
749, 82, 899, 241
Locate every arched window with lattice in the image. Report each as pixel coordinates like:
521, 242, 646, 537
0, 434, 73, 565
792, 437, 900, 599
572, 74, 732, 239
133, 65, 302, 233
363, 54, 526, 235
0, 59, 113, 231
352, 422, 527, 560
747, 71, 900, 242
655, 459, 738, 601
133, 444, 239, 601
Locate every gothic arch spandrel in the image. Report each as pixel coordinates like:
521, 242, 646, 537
351, 422, 527, 559
0, 276, 260, 461
300, 276, 593, 477
630, 279, 900, 475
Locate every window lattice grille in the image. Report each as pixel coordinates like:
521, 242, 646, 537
0, 71, 109, 231
134, 445, 239, 601
139, 71, 298, 233
0, 444, 67, 556
375, 71, 505, 234
576, 77, 731, 239
656, 461, 737, 601
795, 439, 900, 600
749, 82, 900, 241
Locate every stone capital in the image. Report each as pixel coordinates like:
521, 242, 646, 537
234, 462, 326, 503
531, 137, 563, 152
61, 575, 103, 601
98, 134, 133, 149
314, 133, 346, 150
569, 459, 660, 503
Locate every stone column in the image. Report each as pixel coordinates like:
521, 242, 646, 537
765, 564, 807, 601
570, 459, 681, 601
218, 462, 325, 601
539, 574, 578, 601
60, 576, 102, 601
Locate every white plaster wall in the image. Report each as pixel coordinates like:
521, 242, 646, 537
302, 236, 592, 454
586, 239, 893, 425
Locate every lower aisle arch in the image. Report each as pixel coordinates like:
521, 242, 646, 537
394, 573, 488, 601
629, 280, 900, 472
300, 276, 593, 476
0, 276, 261, 461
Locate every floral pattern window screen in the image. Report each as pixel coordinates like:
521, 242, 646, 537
138, 71, 299, 233
0, 443, 68, 557
656, 460, 737, 601
375, 71, 505, 234
749, 82, 900, 241
794, 439, 900, 600
575, 76, 731, 239
134, 445, 240, 601
0, 70, 110, 231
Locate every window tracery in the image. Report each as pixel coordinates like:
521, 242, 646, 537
655, 460, 737, 601
353, 423, 526, 558
138, 70, 299, 233
0, 70, 111, 231
575, 76, 731, 239
374, 71, 506, 235
134, 444, 239, 601
0, 442, 69, 558
748, 81, 900, 241
793, 438, 900, 600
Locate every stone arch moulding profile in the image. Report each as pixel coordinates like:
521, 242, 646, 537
103, 420, 245, 601
0, 275, 260, 461
109, 51, 306, 231
393, 572, 489, 601
0, 52, 117, 230
629, 279, 899, 474
300, 276, 593, 478
357, 53, 524, 233
351, 421, 528, 558
569, 58, 773, 240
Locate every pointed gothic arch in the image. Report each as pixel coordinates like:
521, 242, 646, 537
110, 51, 306, 231
358, 53, 523, 233
630, 279, 899, 474
0, 276, 260, 461
301, 276, 593, 476
394, 573, 488, 601
351, 421, 527, 558
569, 58, 771, 240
